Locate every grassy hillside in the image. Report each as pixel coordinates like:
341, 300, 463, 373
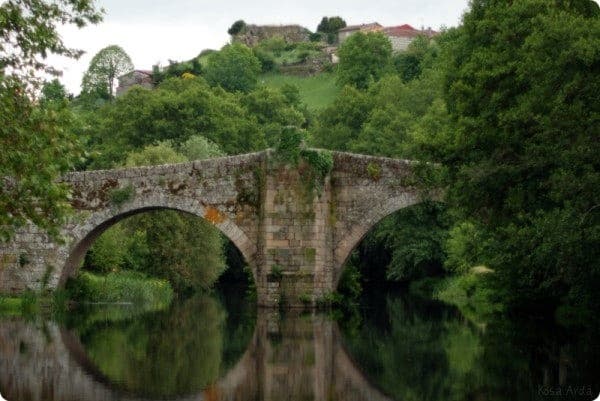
259, 72, 339, 111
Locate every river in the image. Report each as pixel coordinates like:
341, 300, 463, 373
0, 285, 598, 401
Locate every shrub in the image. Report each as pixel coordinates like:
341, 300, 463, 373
227, 20, 246, 36
109, 185, 135, 206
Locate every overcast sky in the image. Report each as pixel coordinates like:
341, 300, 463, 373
49, 0, 470, 94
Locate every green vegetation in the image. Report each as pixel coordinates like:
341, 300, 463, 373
77, 295, 226, 397
2, 0, 598, 324
81, 45, 134, 99
67, 271, 174, 307
0, 293, 38, 316
205, 43, 262, 92
316, 16, 346, 44
108, 185, 135, 206
259, 72, 338, 110
425, 0, 600, 315
336, 32, 393, 89
315, 0, 600, 323
410, 270, 502, 326
274, 126, 333, 198
84, 140, 227, 296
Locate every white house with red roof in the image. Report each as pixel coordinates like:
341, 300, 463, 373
383, 24, 438, 51
337, 22, 383, 43
336, 22, 438, 53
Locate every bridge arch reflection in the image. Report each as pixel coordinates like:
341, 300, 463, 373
0, 310, 394, 401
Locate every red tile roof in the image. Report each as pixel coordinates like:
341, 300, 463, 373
383, 25, 438, 38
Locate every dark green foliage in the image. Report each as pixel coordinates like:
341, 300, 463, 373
132, 211, 226, 294
0, 79, 83, 241
393, 35, 436, 82
336, 32, 393, 89
0, 0, 101, 240
354, 203, 449, 283
83, 77, 267, 168
108, 185, 135, 206
432, 0, 600, 312
275, 126, 305, 165
152, 57, 203, 84
228, 19, 247, 36
337, 262, 362, 301
41, 79, 69, 103
316, 16, 347, 35
274, 126, 333, 197
241, 87, 306, 147
309, 32, 322, 42
205, 43, 261, 92
312, 85, 373, 151
299, 148, 333, 181
253, 47, 277, 72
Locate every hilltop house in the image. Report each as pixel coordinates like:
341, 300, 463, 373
382, 24, 438, 51
338, 22, 383, 43
337, 22, 438, 52
116, 70, 153, 96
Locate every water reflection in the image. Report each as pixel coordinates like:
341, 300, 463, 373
341, 291, 600, 401
0, 290, 599, 401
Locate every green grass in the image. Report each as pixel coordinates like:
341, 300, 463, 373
0, 297, 26, 316
259, 72, 339, 111
68, 271, 174, 309
0, 292, 40, 317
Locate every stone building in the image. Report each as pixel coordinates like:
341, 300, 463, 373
337, 22, 438, 52
232, 24, 311, 47
337, 22, 383, 44
382, 24, 438, 51
116, 70, 153, 96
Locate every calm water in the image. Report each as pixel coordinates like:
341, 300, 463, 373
1, 287, 599, 401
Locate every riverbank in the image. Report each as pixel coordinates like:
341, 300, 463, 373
410, 269, 503, 326
0, 271, 174, 317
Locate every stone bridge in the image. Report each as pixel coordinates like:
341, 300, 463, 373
0, 150, 430, 307
0, 312, 395, 401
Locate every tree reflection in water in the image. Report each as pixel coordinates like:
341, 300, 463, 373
0, 289, 599, 401
340, 291, 600, 401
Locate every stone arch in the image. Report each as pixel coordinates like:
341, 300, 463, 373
333, 193, 423, 287
58, 194, 257, 286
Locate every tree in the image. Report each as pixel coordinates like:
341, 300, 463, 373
317, 16, 347, 33
204, 43, 261, 92
81, 45, 134, 98
179, 135, 224, 161
336, 32, 393, 89
0, 0, 102, 240
83, 77, 267, 169
393, 35, 436, 82
435, 0, 600, 312
316, 16, 346, 44
228, 20, 247, 36
0, 0, 102, 83
41, 79, 69, 103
